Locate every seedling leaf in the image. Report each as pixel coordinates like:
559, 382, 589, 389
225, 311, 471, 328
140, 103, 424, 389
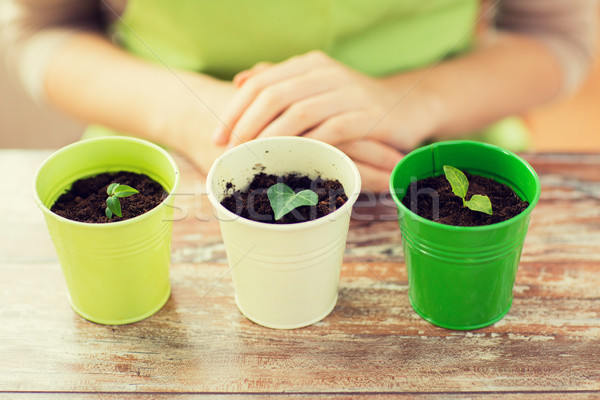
104, 183, 139, 219
267, 182, 318, 221
113, 184, 139, 198
106, 195, 122, 218
443, 165, 468, 199
107, 182, 119, 195
464, 194, 493, 215
443, 165, 493, 216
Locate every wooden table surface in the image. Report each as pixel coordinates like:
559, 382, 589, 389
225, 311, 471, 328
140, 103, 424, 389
1, 150, 599, 399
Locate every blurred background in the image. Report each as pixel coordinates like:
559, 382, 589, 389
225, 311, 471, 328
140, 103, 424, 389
1, 13, 599, 151
0, 51, 84, 148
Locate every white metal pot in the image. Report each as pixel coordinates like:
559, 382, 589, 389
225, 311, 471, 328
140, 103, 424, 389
207, 137, 361, 329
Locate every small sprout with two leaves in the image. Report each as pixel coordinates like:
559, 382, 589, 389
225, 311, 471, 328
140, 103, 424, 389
443, 165, 493, 215
267, 182, 318, 221
105, 183, 139, 219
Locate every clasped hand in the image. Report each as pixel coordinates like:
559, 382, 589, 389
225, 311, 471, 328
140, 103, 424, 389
212, 51, 430, 192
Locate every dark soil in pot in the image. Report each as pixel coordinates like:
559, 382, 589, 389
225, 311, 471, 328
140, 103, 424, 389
402, 172, 528, 226
221, 172, 347, 224
51, 171, 168, 223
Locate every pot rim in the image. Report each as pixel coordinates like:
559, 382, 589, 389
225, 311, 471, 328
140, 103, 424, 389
206, 136, 362, 232
33, 136, 180, 228
389, 140, 541, 232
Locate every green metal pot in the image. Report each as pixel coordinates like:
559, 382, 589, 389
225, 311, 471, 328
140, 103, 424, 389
34, 137, 179, 325
389, 141, 540, 330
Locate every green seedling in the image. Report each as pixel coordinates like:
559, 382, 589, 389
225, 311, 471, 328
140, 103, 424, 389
443, 165, 493, 215
267, 182, 318, 221
105, 183, 139, 219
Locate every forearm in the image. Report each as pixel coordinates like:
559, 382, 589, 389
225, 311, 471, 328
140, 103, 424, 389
45, 32, 234, 169
382, 32, 563, 139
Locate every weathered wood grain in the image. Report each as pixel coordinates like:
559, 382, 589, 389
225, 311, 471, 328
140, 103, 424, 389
1, 394, 599, 400
1, 261, 599, 393
1, 150, 599, 398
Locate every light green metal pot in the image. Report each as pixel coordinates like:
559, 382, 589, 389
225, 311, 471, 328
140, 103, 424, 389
389, 141, 540, 330
34, 137, 179, 325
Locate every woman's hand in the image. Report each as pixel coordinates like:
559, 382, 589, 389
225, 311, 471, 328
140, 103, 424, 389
212, 51, 439, 191
335, 139, 405, 193
212, 51, 431, 151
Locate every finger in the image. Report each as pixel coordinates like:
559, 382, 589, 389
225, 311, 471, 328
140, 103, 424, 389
353, 161, 392, 193
303, 110, 378, 147
256, 88, 367, 139
227, 69, 347, 148
233, 62, 272, 87
336, 140, 403, 172
212, 51, 331, 145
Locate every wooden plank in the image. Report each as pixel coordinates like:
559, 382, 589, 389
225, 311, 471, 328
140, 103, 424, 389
0, 261, 598, 393
1, 392, 600, 400
0, 150, 56, 263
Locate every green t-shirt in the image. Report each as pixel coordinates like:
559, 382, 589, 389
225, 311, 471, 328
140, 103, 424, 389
113, 0, 477, 79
